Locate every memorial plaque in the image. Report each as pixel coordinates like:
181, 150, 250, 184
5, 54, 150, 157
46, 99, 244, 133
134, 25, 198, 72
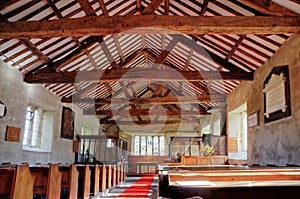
263, 66, 291, 124
5, 126, 21, 142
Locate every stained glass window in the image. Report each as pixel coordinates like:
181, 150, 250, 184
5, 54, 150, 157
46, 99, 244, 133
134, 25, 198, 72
133, 135, 165, 156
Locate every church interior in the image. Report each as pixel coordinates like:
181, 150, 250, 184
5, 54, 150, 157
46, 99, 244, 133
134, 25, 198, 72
0, 0, 300, 198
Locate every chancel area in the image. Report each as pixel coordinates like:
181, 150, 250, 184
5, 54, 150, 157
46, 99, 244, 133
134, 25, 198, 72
0, 1, 300, 199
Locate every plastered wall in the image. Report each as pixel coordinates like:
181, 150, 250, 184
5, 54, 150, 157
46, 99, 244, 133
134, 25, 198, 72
227, 34, 300, 166
0, 60, 99, 164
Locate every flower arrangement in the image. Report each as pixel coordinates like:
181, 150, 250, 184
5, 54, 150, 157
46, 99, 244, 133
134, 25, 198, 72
201, 144, 215, 156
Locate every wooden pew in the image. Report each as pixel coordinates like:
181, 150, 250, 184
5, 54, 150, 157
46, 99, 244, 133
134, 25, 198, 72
89, 164, 100, 196
0, 164, 36, 199
168, 167, 300, 183
11, 164, 35, 199
59, 164, 79, 199
77, 164, 91, 199
30, 164, 62, 199
162, 167, 300, 199
0, 165, 16, 199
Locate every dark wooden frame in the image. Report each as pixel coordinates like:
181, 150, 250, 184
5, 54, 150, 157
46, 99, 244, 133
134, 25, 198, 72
61, 106, 75, 140
263, 65, 291, 124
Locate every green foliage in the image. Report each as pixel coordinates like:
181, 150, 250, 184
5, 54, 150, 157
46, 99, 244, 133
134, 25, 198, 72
201, 144, 215, 156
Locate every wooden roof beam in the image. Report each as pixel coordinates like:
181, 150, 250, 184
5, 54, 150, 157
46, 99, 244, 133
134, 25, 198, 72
61, 94, 226, 105
100, 119, 199, 126
24, 68, 254, 83
1, 16, 299, 39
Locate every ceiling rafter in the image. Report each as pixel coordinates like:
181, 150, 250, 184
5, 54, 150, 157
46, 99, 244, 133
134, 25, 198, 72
237, 0, 300, 16
144, 48, 211, 95
99, 0, 109, 16
225, 35, 247, 60
0, 0, 20, 11
141, 0, 165, 14
46, 0, 81, 46
113, 35, 125, 63
119, 82, 144, 121
0, 13, 49, 65
164, 0, 170, 15
77, 0, 96, 16
30, 36, 100, 74
200, 0, 210, 16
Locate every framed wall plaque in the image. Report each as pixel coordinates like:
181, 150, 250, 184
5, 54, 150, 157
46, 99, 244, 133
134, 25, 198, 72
248, 110, 260, 128
5, 126, 21, 142
263, 65, 291, 123
61, 107, 75, 140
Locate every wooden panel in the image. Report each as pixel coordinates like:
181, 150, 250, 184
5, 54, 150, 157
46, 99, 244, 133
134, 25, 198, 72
128, 155, 168, 173
59, 164, 79, 199
198, 157, 211, 164
68, 164, 79, 199
5, 126, 21, 142
12, 164, 35, 199
106, 165, 112, 189
100, 165, 107, 191
77, 165, 91, 199
183, 156, 199, 164
181, 156, 228, 165
30, 166, 49, 195
92, 165, 100, 196
0, 167, 16, 197
211, 156, 228, 165
47, 164, 62, 199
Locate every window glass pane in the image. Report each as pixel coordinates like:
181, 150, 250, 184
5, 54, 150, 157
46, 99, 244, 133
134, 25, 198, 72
31, 109, 41, 147
159, 136, 165, 156
140, 136, 146, 156
134, 136, 140, 155
23, 107, 34, 146
153, 136, 159, 156
147, 136, 153, 156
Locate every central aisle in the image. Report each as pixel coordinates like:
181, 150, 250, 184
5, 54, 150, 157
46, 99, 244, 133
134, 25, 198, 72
95, 174, 158, 199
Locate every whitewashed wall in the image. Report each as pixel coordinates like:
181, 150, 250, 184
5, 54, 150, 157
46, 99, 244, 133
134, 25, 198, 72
227, 35, 300, 166
0, 60, 99, 164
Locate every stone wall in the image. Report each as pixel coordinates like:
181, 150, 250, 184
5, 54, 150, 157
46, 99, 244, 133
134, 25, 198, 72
227, 35, 300, 166
0, 60, 99, 164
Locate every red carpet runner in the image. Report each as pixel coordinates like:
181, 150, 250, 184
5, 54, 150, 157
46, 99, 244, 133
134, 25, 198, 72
116, 175, 156, 198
